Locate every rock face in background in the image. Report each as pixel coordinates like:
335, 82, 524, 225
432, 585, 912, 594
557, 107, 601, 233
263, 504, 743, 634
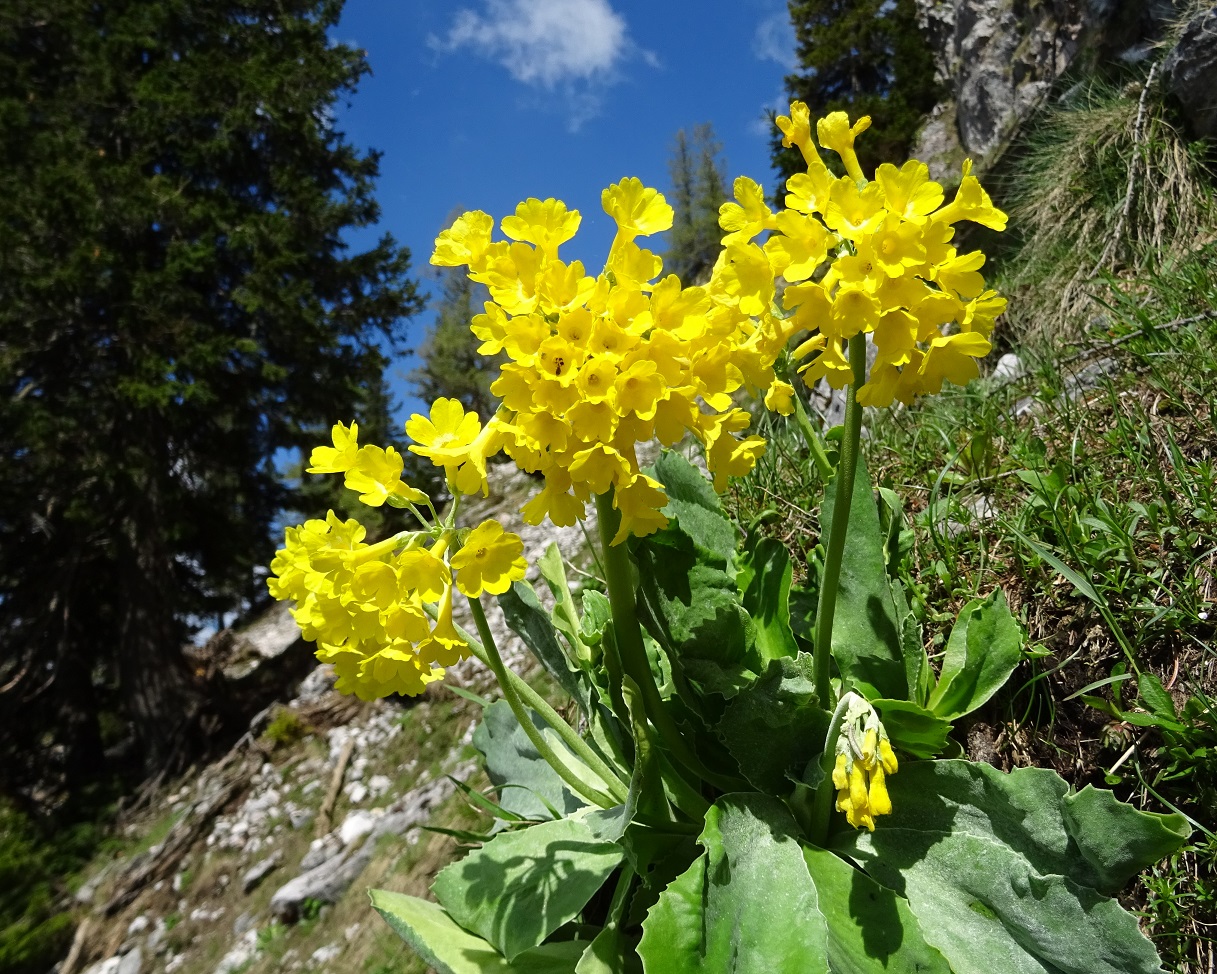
1162, 6, 1217, 139
913, 0, 1186, 176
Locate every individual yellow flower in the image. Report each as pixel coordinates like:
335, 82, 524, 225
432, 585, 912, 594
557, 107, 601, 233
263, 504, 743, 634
406, 398, 481, 460
450, 519, 527, 598
831, 693, 898, 831
602, 177, 674, 246
344, 445, 425, 508
817, 111, 872, 183
874, 160, 944, 224
500, 197, 581, 256
718, 176, 775, 244
934, 160, 1008, 231
611, 473, 669, 545
764, 379, 796, 415
431, 210, 496, 269
775, 100, 818, 166
307, 421, 360, 474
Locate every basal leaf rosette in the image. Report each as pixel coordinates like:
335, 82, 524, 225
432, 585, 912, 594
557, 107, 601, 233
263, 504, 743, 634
265, 420, 526, 699
718, 100, 1009, 407
430, 178, 791, 545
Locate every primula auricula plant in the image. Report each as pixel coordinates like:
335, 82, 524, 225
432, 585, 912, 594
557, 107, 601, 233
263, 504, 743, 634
268, 103, 1189, 973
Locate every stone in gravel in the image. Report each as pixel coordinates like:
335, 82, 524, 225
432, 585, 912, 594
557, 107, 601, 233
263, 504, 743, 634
288, 807, 313, 830
345, 781, 368, 804
338, 809, 379, 846
299, 835, 342, 872
232, 910, 258, 936
310, 944, 341, 966
241, 851, 283, 893
214, 929, 258, 974
116, 947, 143, 974
126, 914, 149, 936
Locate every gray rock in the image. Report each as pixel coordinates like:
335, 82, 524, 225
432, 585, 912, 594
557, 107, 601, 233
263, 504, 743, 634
241, 851, 283, 893
116, 948, 143, 974
214, 930, 258, 974
991, 352, 1024, 382
913, 0, 1185, 174
1163, 7, 1217, 139
269, 772, 463, 921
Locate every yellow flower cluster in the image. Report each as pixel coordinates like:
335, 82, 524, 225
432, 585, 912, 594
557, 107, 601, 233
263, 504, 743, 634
432, 178, 794, 544
831, 693, 899, 831
266, 421, 527, 698
734, 101, 1007, 406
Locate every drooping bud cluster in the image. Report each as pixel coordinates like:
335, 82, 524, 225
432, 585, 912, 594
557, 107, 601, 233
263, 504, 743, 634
266, 417, 526, 698
431, 178, 792, 544
831, 693, 899, 831
730, 101, 1007, 407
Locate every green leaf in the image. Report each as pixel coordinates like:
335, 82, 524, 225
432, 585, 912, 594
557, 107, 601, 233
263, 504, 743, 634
716, 655, 830, 793
800, 846, 951, 974
738, 536, 799, 664
473, 700, 585, 822
820, 456, 906, 699
432, 814, 624, 961
537, 543, 595, 664
833, 761, 1186, 974
638, 794, 829, 974
580, 591, 612, 647
1061, 787, 1190, 892
1137, 673, 1178, 720
575, 926, 628, 974
499, 581, 591, 717
872, 699, 951, 759
634, 532, 750, 666
370, 889, 588, 974
654, 450, 737, 566
927, 590, 1022, 720
635, 852, 705, 973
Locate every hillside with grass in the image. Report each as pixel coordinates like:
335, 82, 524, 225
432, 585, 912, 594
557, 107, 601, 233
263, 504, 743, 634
5, 8, 1216, 974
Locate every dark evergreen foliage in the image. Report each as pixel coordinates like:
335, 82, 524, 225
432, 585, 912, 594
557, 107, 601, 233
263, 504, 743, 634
0, 0, 422, 802
664, 123, 729, 284
775, 0, 942, 182
410, 264, 503, 423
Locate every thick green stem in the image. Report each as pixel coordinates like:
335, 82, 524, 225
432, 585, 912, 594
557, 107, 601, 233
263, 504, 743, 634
465, 596, 628, 806
594, 492, 739, 792
812, 334, 869, 708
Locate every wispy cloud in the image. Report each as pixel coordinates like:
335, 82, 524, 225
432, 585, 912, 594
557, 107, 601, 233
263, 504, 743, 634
430, 0, 631, 88
752, 10, 796, 72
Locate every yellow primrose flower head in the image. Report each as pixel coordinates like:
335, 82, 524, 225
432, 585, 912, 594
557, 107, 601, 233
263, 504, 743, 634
714, 102, 1007, 408
431, 180, 792, 544
831, 692, 898, 831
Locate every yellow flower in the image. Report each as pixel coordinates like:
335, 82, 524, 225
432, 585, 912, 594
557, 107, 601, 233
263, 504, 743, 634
307, 421, 360, 474
874, 161, 944, 224
602, 177, 674, 246
764, 379, 796, 415
934, 160, 1008, 231
611, 473, 669, 545
407, 397, 480, 457
775, 100, 818, 166
718, 176, 774, 244
432, 210, 496, 269
817, 112, 872, 183
344, 445, 423, 508
451, 519, 527, 598
832, 693, 899, 831
500, 197, 581, 257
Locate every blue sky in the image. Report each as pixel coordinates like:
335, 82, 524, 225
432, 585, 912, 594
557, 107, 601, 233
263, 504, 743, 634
331, 0, 797, 418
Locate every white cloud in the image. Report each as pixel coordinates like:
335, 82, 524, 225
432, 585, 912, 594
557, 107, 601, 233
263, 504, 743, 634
431, 0, 630, 88
752, 10, 796, 71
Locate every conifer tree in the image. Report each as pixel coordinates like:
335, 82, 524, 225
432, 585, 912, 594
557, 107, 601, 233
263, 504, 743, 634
410, 266, 502, 423
664, 123, 729, 284
0, 0, 422, 799
775, 0, 941, 182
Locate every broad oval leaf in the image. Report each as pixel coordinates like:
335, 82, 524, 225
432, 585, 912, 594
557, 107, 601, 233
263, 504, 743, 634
432, 813, 624, 961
